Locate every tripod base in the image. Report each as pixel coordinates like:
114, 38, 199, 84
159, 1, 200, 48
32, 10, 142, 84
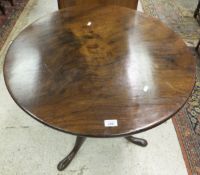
57, 135, 148, 171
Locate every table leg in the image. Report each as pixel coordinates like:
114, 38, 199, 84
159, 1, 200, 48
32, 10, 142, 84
57, 136, 86, 171
9, 0, 14, 6
125, 136, 148, 147
0, 2, 6, 15
195, 39, 200, 52
194, 0, 200, 18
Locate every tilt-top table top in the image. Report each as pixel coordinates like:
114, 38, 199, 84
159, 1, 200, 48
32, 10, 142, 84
3, 5, 196, 137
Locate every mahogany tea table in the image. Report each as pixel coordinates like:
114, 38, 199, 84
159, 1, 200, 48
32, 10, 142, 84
3, 6, 196, 171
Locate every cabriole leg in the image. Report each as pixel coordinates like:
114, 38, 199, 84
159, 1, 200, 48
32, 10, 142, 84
57, 136, 86, 171
125, 136, 148, 147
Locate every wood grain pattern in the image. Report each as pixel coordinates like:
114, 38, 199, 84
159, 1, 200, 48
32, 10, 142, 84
4, 6, 196, 137
57, 0, 138, 10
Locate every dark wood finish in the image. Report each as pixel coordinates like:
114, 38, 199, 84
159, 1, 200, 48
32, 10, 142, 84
196, 39, 200, 52
0, 1, 6, 15
194, 1, 200, 53
57, 135, 146, 171
4, 0, 14, 6
4, 6, 196, 138
125, 136, 147, 147
8, 0, 14, 6
57, 136, 86, 171
0, 0, 14, 15
57, 0, 138, 10
194, 0, 200, 21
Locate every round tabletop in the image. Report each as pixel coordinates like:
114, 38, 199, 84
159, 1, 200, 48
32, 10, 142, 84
4, 6, 196, 137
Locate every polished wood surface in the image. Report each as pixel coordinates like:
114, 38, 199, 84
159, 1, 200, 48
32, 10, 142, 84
4, 6, 196, 137
57, 0, 138, 10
